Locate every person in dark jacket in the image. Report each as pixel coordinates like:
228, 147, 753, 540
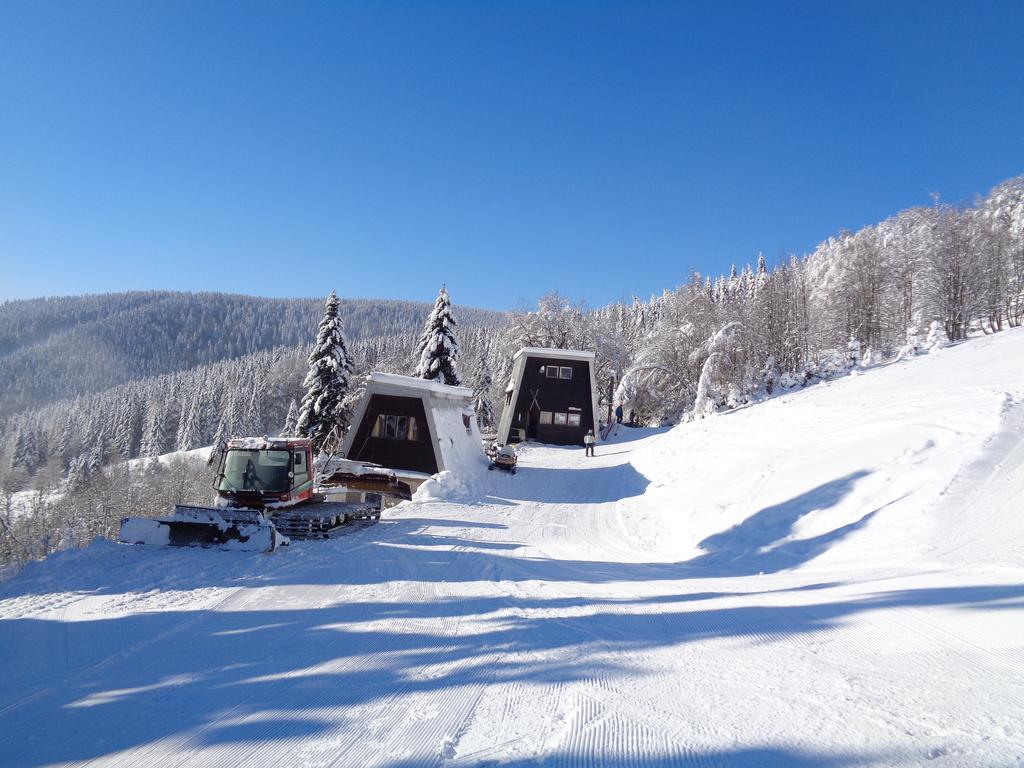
615, 404, 623, 424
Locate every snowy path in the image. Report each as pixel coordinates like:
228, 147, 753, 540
2, 331, 1024, 767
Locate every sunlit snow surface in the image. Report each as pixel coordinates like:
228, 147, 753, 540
2, 329, 1024, 767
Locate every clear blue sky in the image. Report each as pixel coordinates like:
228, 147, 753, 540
1, 1, 1022, 311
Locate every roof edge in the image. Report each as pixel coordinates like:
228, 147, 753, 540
512, 347, 596, 362
366, 371, 474, 399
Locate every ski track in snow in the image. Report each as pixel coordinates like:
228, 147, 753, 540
2, 330, 1024, 767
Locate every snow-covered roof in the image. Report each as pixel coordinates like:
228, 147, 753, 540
366, 372, 474, 402
512, 347, 596, 363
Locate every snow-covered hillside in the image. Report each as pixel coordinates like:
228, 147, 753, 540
1, 330, 1023, 767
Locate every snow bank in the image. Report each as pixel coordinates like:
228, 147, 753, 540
117, 518, 170, 546
621, 328, 1024, 568
412, 470, 478, 503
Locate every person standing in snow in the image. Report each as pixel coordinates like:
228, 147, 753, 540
629, 409, 636, 426
615, 404, 623, 424
584, 429, 595, 457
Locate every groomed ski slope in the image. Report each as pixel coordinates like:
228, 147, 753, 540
2, 329, 1024, 768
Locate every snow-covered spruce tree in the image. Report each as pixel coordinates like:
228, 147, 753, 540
468, 349, 495, 431
9, 427, 38, 475
140, 398, 168, 458
282, 398, 299, 436
414, 285, 460, 386
176, 395, 203, 452
208, 412, 229, 464
297, 291, 354, 453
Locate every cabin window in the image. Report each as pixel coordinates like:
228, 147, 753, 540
567, 413, 581, 427
553, 412, 568, 425
559, 366, 573, 380
372, 414, 419, 441
545, 366, 559, 378
539, 411, 553, 425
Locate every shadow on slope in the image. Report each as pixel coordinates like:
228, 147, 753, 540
0, 583, 1020, 766
487, 460, 651, 504
687, 471, 894, 576
385, 745, 877, 767
0, 470, 880, 598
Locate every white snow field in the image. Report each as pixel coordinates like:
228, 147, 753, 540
2, 330, 1024, 768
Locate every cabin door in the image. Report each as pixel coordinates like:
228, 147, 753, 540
526, 406, 540, 440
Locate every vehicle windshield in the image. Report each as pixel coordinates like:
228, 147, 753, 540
218, 449, 291, 493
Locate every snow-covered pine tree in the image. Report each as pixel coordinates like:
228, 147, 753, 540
240, 378, 263, 438
414, 285, 460, 385
140, 398, 167, 458
112, 395, 138, 460
755, 253, 769, 295
9, 427, 31, 473
176, 393, 203, 452
468, 349, 495, 431
282, 398, 299, 436
208, 412, 229, 464
297, 291, 354, 453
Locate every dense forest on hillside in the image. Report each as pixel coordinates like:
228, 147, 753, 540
0, 292, 504, 420
1, 175, 1022, 570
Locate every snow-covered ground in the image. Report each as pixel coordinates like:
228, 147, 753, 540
2, 330, 1023, 767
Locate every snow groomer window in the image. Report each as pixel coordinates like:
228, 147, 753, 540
293, 451, 309, 485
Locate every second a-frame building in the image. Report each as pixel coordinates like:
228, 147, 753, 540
341, 372, 483, 485
496, 348, 599, 446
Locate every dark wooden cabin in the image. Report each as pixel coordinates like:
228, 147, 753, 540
496, 348, 599, 446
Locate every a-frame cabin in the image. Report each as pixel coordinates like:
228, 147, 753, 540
496, 348, 599, 447
341, 373, 482, 483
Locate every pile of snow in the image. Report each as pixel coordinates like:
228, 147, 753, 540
412, 469, 477, 502
117, 518, 171, 546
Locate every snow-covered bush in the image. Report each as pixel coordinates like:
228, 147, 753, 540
897, 326, 924, 360
926, 320, 950, 350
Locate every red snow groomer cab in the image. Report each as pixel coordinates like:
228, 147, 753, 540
118, 436, 412, 552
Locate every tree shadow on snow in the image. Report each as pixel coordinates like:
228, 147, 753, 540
1, 469, 889, 598
484, 461, 651, 504
1, 582, 1021, 766
686, 470, 898, 576
385, 745, 878, 767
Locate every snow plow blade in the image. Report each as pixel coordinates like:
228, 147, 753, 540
119, 505, 287, 552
